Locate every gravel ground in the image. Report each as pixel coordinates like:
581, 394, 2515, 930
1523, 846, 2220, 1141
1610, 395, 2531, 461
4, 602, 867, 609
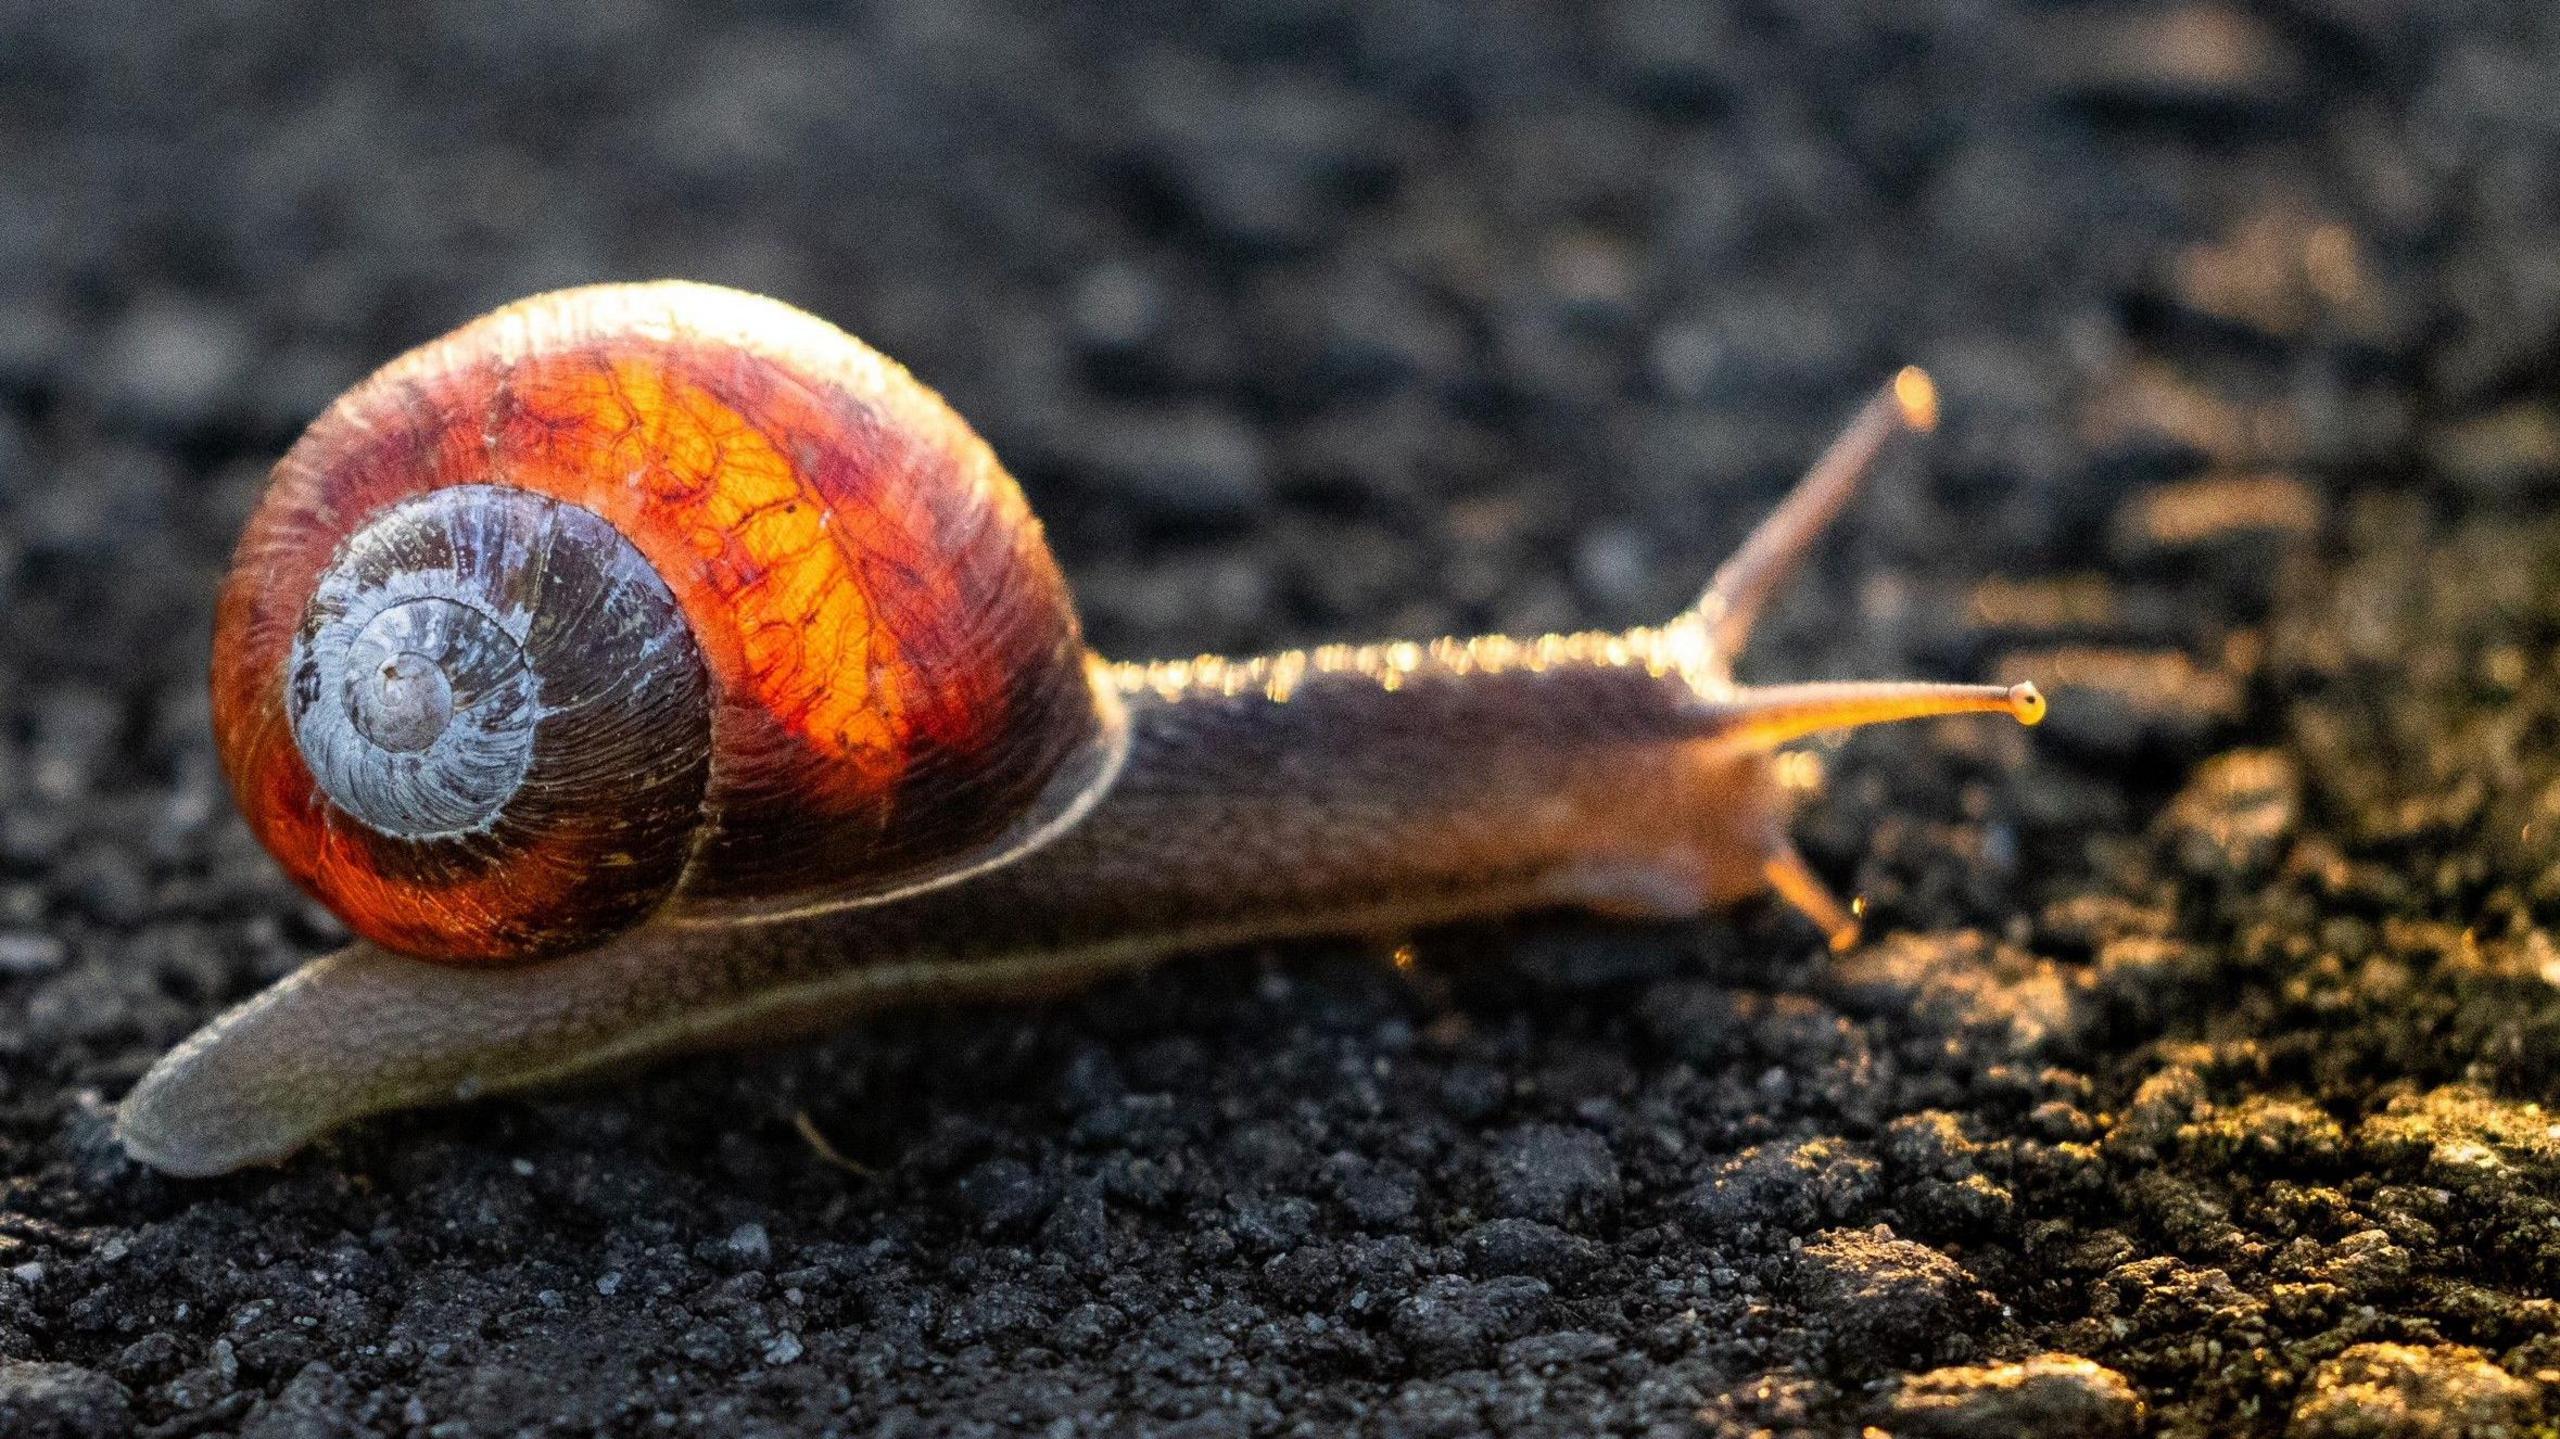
4, 2, 2560, 1435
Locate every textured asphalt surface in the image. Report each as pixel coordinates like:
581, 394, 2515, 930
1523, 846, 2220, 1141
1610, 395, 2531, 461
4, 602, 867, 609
5, 3, 2560, 1435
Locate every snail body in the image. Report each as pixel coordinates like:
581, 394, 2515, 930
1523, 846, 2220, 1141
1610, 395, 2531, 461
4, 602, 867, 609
119, 282, 2042, 1176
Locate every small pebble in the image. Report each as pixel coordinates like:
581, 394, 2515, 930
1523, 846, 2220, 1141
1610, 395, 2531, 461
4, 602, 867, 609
725, 1223, 772, 1267
2110, 472, 2321, 561
2429, 403, 2560, 498
92, 300, 253, 433
0, 932, 67, 976
2038, 4, 2300, 110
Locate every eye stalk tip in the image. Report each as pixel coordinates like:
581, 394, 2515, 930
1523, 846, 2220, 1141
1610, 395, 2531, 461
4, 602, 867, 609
2006, 681, 2047, 726
1892, 366, 1939, 433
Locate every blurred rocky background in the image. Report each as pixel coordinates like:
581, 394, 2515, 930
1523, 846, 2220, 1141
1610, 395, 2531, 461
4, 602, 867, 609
2, 2, 2558, 1435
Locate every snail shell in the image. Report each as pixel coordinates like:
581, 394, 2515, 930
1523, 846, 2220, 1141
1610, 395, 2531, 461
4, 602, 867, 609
212, 284, 1125, 962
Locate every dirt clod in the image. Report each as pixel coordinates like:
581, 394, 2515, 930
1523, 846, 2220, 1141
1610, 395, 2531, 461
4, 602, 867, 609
1794, 1226, 1998, 1371
2288, 1343, 2542, 1439
0, 1361, 133, 1439
1882, 1353, 2144, 1439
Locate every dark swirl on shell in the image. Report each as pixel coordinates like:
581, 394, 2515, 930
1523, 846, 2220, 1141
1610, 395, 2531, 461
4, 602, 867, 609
283, 486, 715, 959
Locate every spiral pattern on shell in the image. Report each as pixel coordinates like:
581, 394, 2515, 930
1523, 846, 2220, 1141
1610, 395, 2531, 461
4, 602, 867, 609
213, 283, 1118, 963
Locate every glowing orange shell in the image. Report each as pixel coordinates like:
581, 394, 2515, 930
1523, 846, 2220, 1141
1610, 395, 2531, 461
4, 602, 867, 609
212, 283, 1110, 963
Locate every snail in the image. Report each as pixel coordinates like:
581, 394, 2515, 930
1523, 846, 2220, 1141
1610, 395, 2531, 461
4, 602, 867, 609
116, 281, 2044, 1176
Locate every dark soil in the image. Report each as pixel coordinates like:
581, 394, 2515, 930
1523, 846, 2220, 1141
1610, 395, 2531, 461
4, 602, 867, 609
4, 2, 2560, 1435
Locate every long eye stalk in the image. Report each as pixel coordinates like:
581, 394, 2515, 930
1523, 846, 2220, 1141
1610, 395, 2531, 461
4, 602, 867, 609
1690, 366, 1938, 660
1711, 680, 2046, 751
